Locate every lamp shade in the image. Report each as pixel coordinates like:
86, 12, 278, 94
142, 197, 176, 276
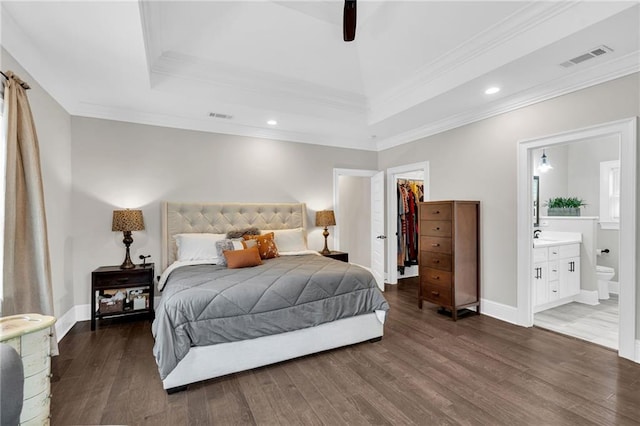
112, 209, 145, 232
315, 210, 336, 227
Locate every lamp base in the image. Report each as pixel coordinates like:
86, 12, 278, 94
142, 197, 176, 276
120, 231, 136, 269
321, 227, 331, 255
120, 254, 135, 269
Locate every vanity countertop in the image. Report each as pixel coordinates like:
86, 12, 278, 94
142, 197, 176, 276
533, 231, 582, 248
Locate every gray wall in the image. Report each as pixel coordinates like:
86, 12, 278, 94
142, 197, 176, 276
377, 73, 639, 309
1, 49, 74, 318
568, 136, 620, 281
70, 117, 378, 307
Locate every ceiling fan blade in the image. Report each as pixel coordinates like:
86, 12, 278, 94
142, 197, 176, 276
343, 0, 356, 42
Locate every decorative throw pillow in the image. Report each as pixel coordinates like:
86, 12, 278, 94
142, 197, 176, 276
175, 233, 227, 262
243, 232, 279, 259
226, 227, 261, 239
215, 239, 243, 266
224, 246, 262, 269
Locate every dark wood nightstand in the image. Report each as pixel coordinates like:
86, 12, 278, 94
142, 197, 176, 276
321, 251, 349, 263
91, 264, 155, 330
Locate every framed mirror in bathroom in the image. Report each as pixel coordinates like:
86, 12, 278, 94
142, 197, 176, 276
532, 176, 540, 227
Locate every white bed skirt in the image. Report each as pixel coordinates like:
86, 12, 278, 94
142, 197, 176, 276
162, 310, 386, 390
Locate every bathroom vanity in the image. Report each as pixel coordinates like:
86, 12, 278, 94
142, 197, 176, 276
532, 232, 582, 312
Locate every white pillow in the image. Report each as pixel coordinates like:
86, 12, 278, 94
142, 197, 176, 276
175, 233, 227, 262
262, 228, 307, 253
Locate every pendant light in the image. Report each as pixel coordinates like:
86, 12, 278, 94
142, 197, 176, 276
538, 149, 553, 173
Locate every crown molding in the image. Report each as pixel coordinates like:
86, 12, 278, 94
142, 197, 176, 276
376, 51, 640, 152
367, 1, 635, 125
71, 101, 378, 152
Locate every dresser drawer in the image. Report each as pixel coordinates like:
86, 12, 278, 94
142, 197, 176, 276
421, 281, 452, 306
420, 252, 452, 271
422, 267, 452, 287
21, 328, 50, 357
421, 220, 452, 237
94, 271, 151, 288
21, 411, 50, 426
22, 348, 50, 377
420, 236, 452, 254
20, 388, 50, 424
420, 202, 452, 220
24, 368, 51, 399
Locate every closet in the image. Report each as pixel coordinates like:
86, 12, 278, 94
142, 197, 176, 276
396, 176, 424, 278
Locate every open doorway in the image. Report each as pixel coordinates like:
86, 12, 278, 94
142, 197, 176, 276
517, 118, 637, 361
333, 168, 385, 291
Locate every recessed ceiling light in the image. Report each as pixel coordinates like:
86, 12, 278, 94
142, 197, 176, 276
485, 87, 500, 95
267, 119, 278, 126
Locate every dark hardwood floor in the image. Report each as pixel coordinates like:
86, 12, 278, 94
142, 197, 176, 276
51, 279, 640, 425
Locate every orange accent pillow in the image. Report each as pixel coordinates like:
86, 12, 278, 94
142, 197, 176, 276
223, 246, 263, 269
243, 232, 279, 259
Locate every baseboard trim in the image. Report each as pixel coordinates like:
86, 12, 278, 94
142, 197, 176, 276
55, 304, 91, 341
56, 299, 160, 342
480, 298, 519, 325
575, 290, 599, 305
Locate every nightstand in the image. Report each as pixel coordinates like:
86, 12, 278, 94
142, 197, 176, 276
91, 264, 155, 330
321, 251, 349, 263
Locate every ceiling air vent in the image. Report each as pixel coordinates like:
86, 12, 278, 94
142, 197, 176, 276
208, 112, 233, 120
560, 45, 613, 68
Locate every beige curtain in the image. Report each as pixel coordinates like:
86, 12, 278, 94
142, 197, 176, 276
2, 71, 58, 354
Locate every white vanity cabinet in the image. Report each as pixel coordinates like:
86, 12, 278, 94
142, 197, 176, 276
533, 243, 581, 313
0, 313, 56, 426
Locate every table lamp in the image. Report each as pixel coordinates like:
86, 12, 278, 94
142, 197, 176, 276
315, 210, 336, 255
112, 209, 145, 269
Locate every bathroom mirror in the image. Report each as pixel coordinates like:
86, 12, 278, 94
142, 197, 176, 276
533, 176, 540, 227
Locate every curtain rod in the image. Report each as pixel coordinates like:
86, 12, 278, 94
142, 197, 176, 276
0, 71, 7, 80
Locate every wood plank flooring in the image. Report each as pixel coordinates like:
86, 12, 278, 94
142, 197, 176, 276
51, 279, 640, 425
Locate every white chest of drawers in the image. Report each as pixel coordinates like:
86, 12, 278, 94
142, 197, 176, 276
0, 314, 56, 426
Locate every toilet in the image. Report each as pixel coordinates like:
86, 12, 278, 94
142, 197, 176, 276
596, 265, 615, 300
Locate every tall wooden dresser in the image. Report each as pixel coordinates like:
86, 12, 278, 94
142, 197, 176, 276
0, 313, 56, 425
418, 200, 480, 320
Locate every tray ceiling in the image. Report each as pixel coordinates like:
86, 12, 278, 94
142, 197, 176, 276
2, 1, 639, 151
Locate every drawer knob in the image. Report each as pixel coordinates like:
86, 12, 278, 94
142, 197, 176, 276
433, 227, 440, 231
431, 291, 439, 296
431, 243, 440, 247
433, 210, 440, 214
432, 276, 440, 280
433, 260, 440, 264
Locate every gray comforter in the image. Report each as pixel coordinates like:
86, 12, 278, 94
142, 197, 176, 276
152, 254, 390, 379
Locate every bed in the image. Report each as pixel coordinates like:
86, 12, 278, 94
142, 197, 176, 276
152, 202, 389, 392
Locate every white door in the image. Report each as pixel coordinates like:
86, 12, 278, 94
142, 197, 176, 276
371, 171, 385, 291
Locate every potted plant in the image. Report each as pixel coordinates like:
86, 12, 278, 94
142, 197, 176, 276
545, 197, 586, 216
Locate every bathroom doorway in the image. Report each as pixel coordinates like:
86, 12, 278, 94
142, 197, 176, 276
516, 118, 637, 361
531, 137, 620, 349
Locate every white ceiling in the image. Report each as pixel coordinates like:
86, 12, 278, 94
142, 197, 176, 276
2, 1, 639, 151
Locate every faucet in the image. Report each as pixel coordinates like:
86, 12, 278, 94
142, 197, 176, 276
533, 229, 541, 239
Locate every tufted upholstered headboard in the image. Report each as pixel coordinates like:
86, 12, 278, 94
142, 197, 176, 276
161, 202, 307, 270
